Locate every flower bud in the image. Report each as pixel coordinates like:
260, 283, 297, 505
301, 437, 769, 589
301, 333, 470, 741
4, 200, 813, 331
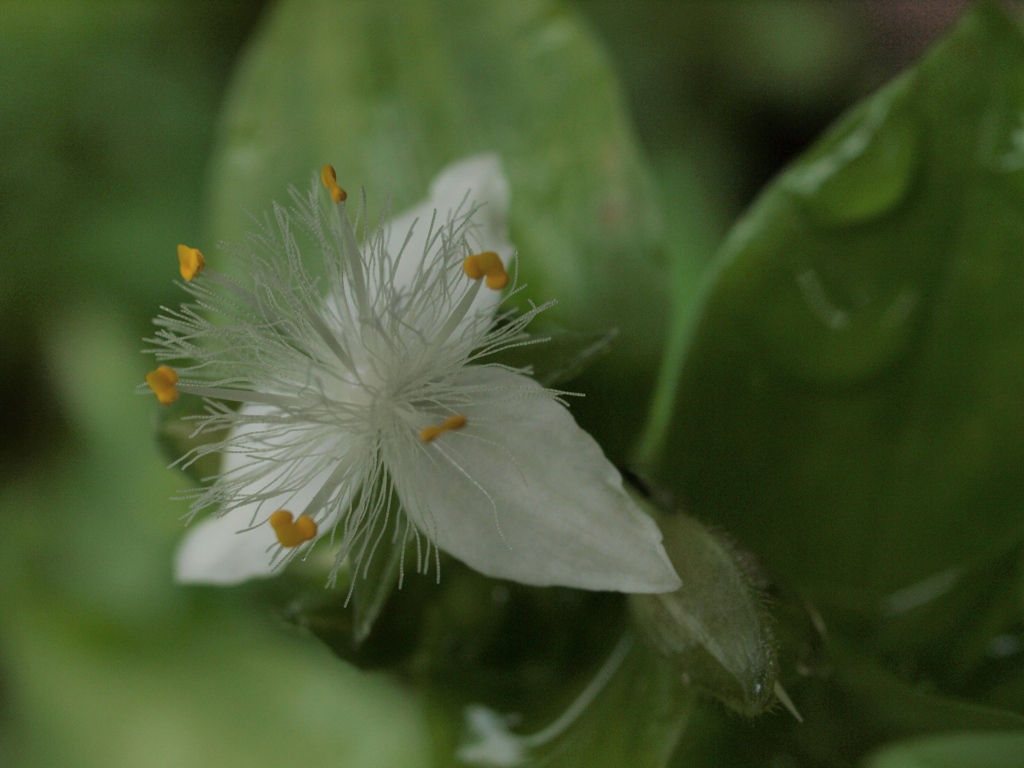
630, 505, 779, 716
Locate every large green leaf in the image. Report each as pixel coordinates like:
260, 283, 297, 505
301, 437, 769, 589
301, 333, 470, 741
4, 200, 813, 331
645, 4, 1024, 611
3, 598, 430, 768
863, 535, 1024, 714
206, 0, 669, 458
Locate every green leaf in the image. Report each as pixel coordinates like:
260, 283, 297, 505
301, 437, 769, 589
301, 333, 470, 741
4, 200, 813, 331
863, 731, 1024, 768
4, 597, 430, 768
805, 642, 1024, 758
0, 3, 257, 320
645, 4, 1024, 611
207, 0, 669, 458
864, 536, 1024, 713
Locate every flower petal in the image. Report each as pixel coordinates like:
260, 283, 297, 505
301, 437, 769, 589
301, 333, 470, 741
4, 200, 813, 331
174, 406, 343, 585
387, 367, 682, 593
174, 509, 282, 585
387, 154, 513, 316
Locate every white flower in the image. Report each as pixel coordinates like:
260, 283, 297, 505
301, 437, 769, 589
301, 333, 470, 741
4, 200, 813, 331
146, 155, 680, 594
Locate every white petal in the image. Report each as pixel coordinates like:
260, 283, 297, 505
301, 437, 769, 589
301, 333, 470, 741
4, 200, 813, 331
386, 367, 682, 593
429, 153, 513, 262
387, 154, 513, 317
174, 406, 342, 585
174, 510, 283, 585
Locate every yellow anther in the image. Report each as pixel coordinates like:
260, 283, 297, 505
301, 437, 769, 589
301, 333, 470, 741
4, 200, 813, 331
145, 365, 179, 405
177, 244, 205, 281
321, 164, 348, 203
462, 251, 508, 290
269, 509, 318, 548
419, 414, 468, 443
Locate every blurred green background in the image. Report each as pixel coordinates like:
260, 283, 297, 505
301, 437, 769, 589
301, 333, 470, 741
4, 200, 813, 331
8, 2, 1024, 767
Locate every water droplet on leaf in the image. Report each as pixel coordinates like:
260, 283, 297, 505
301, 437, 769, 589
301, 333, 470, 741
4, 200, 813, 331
786, 84, 920, 227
